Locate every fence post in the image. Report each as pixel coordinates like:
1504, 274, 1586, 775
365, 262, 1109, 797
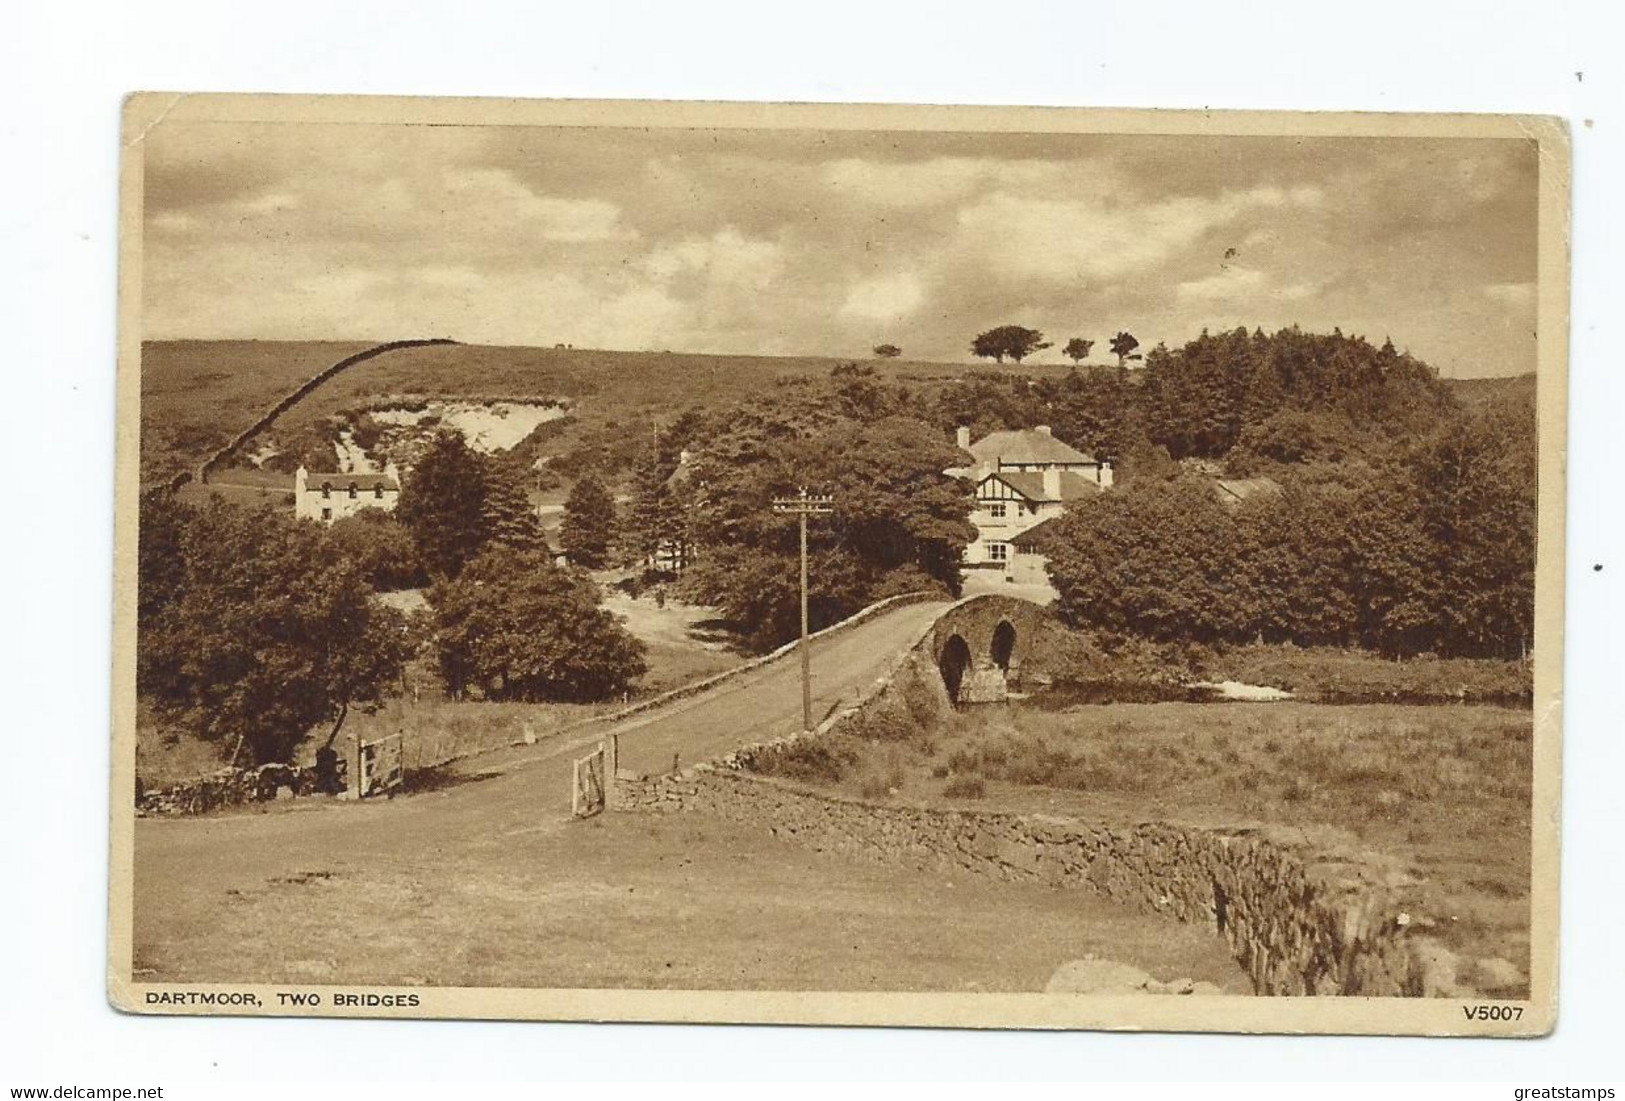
604, 734, 618, 811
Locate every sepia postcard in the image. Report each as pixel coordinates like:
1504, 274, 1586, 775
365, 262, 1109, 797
110, 94, 1568, 1035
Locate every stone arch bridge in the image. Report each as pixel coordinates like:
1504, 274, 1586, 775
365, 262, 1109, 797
924, 594, 1051, 705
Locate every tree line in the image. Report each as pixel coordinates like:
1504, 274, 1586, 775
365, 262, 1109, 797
138, 430, 647, 767
1042, 394, 1535, 659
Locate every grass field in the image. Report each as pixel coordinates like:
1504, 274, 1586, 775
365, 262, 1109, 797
133, 805, 1247, 991
753, 699, 1533, 989
140, 340, 374, 483
140, 339, 1068, 484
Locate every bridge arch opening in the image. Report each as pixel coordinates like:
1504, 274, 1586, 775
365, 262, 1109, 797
991, 619, 1017, 672
939, 633, 972, 704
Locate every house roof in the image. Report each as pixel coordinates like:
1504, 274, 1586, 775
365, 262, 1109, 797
982, 470, 1104, 504
1213, 477, 1283, 505
305, 472, 399, 492
965, 428, 1098, 467
1008, 516, 1064, 548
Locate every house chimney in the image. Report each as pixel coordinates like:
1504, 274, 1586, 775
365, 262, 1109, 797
1034, 425, 1052, 436
955, 425, 971, 450
1043, 467, 1061, 500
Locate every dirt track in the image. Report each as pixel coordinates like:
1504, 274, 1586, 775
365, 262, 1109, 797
129, 598, 1248, 992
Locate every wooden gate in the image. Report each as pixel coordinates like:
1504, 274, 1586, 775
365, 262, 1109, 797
572, 745, 607, 818
357, 734, 404, 797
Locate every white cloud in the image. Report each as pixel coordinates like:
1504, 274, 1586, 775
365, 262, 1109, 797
839, 271, 925, 322
950, 186, 1324, 285
1177, 267, 1268, 300
821, 157, 1063, 209
440, 169, 638, 242
236, 191, 303, 215
641, 227, 784, 286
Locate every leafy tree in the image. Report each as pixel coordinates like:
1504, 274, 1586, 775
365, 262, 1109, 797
397, 431, 489, 579
1045, 477, 1250, 644
623, 447, 690, 572
479, 458, 549, 554
138, 497, 406, 765
1033, 365, 1147, 465
1062, 337, 1095, 365
430, 545, 645, 701
324, 510, 427, 592
970, 325, 1052, 364
1109, 331, 1141, 367
829, 361, 903, 422
680, 413, 974, 649
872, 343, 903, 358
560, 474, 616, 568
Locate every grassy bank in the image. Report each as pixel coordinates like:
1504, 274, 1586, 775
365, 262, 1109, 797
1021, 617, 1533, 706
749, 699, 1532, 991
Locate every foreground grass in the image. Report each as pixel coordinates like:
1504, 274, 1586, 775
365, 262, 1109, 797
755, 700, 1533, 987
132, 807, 1245, 991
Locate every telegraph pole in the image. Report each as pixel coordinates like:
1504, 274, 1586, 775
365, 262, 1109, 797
771, 487, 834, 731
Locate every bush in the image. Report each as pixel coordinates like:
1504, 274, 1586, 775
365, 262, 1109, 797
942, 775, 986, 799
743, 736, 860, 785
430, 544, 645, 701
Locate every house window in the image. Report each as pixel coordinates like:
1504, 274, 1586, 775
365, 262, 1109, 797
987, 542, 1009, 562
988, 502, 1007, 519
320, 507, 332, 521
374, 485, 384, 499
348, 484, 358, 499
321, 483, 331, 499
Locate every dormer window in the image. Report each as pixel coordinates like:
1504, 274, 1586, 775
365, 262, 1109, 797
348, 484, 358, 499
321, 483, 331, 499
374, 486, 384, 499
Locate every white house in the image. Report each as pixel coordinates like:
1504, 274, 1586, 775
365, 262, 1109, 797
947, 425, 1113, 583
294, 464, 401, 524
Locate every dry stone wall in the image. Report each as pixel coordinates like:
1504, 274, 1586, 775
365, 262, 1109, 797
136, 762, 328, 817
617, 592, 1449, 996
619, 766, 1435, 996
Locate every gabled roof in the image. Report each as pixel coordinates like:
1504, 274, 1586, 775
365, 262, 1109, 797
305, 472, 399, 492
981, 470, 1104, 504
966, 428, 1098, 467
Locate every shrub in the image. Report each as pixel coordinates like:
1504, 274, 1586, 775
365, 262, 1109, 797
744, 736, 860, 785
942, 775, 986, 799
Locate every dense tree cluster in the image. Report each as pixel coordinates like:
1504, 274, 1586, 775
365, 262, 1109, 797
675, 404, 976, 650
137, 494, 408, 765
430, 545, 646, 700
395, 430, 547, 578
324, 509, 427, 592
1140, 327, 1451, 460
1043, 397, 1535, 659
559, 474, 616, 568
970, 325, 1052, 364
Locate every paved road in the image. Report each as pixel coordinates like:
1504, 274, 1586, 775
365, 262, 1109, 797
133, 599, 953, 886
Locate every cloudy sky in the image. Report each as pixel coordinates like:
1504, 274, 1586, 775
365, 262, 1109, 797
143, 122, 1539, 377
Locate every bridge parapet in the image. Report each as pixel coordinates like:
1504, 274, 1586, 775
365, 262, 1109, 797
927, 594, 1052, 705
